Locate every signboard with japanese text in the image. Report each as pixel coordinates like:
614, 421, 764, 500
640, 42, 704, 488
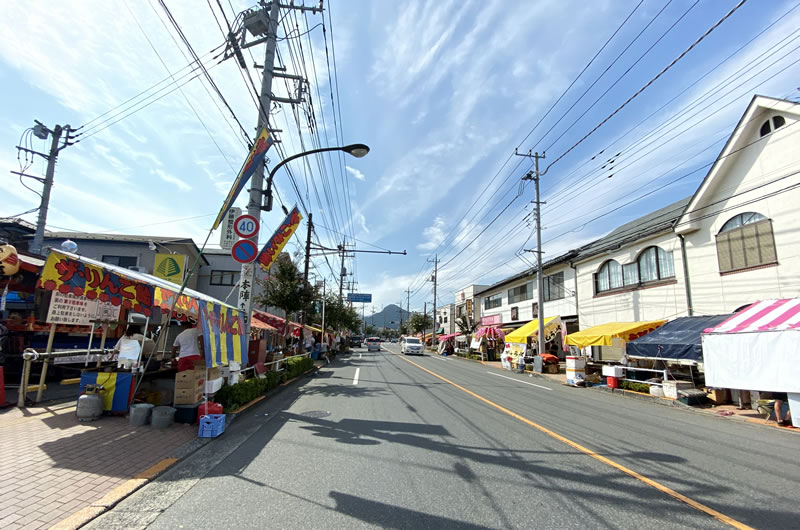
39, 250, 158, 316
220, 207, 241, 249
256, 206, 302, 272
153, 287, 200, 316
237, 263, 253, 325
481, 314, 501, 326
46, 291, 120, 326
153, 253, 186, 285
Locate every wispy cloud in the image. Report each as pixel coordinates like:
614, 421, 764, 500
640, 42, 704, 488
417, 216, 446, 250
346, 165, 365, 181
153, 168, 191, 191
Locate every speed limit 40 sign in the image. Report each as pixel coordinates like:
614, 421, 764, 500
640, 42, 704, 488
233, 214, 260, 238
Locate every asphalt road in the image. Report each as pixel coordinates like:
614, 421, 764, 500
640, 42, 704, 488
90, 345, 800, 529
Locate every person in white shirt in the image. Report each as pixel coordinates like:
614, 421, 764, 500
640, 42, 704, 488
114, 324, 155, 369
172, 319, 204, 371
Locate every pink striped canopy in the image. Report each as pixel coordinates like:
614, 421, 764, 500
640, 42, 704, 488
704, 299, 800, 334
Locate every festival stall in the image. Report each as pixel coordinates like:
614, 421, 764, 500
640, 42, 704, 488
626, 315, 731, 365
703, 299, 800, 427
565, 320, 666, 363
501, 316, 562, 369
31, 249, 247, 414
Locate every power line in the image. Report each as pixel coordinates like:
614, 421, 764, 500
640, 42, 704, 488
545, 0, 749, 173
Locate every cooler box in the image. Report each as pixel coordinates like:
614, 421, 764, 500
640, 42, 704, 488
663, 380, 695, 400
602, 365, 625, 378
565, 356, 585, 385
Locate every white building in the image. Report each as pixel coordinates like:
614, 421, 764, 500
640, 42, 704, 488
475, 251, 580, 334
572, 95, 800, 327
454, 284, 487, 329
436, 303, 455, 335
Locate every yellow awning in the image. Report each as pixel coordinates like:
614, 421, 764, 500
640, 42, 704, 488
504, 316, 561, 343
564, 320, 666, 349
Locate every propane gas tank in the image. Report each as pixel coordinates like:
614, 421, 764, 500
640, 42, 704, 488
77, 384, 105, 421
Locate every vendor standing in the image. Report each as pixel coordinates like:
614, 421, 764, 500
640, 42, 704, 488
172, 319, 204, 371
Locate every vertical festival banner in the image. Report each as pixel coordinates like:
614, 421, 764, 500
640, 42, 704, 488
199, 302, 248, 368
255, 206, 303, 272
212, 128, 274, 231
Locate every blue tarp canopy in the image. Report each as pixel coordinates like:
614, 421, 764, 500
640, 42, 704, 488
625, 315, 731, 362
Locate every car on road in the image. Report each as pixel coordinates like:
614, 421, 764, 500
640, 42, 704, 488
350, 335, 363, 348
400, 337, 423, 355
366, 337, 381, 352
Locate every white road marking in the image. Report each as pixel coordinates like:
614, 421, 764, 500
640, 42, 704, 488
433, 355, 448, 361
359, 353, 362, 359
487, 371, 552, 390
353, 367, 360, 385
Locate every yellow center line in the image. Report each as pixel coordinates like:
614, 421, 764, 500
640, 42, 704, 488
388, 349, 752, 530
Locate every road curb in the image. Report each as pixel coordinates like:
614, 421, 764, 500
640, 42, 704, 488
51, 368, 318, 529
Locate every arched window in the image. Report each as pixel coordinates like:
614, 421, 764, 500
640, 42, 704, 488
720, 212, 767, 232
716, 212, 777, 273
637, 246, 675, 282
595, 260, 622, 293
759, 115, 787, 137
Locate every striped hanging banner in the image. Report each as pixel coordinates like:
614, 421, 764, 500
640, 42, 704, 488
199, 302, 248, 368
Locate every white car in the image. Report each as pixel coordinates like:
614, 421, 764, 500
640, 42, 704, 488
366, 337, 381, 352
401, 337, 423, 355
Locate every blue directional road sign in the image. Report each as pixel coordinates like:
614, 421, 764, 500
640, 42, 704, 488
347, 293, 372, 303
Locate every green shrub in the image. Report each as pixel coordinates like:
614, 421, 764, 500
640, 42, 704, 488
620, 380, 651, 393
285, 356, 314, 379
215, 370, 283, 411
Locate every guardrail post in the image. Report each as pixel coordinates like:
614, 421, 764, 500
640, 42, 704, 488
17, 357, 32, 408
35, 324, 57, 403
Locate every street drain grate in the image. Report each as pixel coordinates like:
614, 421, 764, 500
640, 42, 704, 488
298, 410, 332, 418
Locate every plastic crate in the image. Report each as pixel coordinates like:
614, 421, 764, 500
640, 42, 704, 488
198, 414, 226, 438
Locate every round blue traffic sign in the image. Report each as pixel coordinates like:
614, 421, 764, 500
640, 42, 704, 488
231, 239, 258, 263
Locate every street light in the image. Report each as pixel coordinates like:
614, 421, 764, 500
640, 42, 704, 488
263, 143, 370, 211
262, 143, 370, 327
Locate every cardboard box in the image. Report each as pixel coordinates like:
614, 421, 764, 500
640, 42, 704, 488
206, 366, 221, 381
543, 364, 559, 374
707, 388, 730, 404
174, 387, 203, 405
204, 377, 223, 395
663, 380, 695, 400
175, 370, 205, 389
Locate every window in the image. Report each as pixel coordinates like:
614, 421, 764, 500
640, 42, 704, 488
716, 212, 777, 273
531, 302, 538, 318
484, 294, 502, 310
623, 263, 639, 286
543, 272, 565, 301
102, 255, 138, 269
759, 115, 787, 137
595, 260, 623, 293
508, 282, 531, 304
210, 270, 239, 286
456, 305, 465, 318
511, 307, 519, 320
443, 316, 448, 323
637, 247, 674, 283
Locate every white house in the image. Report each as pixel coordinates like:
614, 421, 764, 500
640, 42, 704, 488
677, 95, 800, 313
572, 95, 800, 331
436, 303, 455, 335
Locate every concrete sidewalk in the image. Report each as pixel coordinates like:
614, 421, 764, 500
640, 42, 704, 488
0, 402, 196, 529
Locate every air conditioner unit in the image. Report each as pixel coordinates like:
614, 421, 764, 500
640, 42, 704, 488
128, 266, 147, 273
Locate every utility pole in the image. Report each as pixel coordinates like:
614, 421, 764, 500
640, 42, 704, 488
428, 255, 439, 348
237, 1, 279, 333
20, 122, 75, 255
300, 213, 313, 326
423, 302, 427, 342
338, 240, 347, 300
224, 1, 318, 334
406, 287, 411, 331
519, 150, 546, 358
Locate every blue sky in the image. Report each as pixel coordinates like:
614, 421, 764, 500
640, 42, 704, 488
1, 0, 799, 316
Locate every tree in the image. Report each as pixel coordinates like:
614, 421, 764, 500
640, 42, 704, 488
364, 324, 377, 336
254, 253, 315, 334
322, 294, 362, 333
398, 323, 409, 335
407, 312, 431, 334
456, 315, 477, 336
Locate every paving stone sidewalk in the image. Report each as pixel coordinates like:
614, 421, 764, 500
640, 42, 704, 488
0, 402, 196, 529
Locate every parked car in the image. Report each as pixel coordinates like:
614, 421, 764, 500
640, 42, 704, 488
366, 337, 381, 352
400, 337, 423, 355
350, 335, 363, 348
